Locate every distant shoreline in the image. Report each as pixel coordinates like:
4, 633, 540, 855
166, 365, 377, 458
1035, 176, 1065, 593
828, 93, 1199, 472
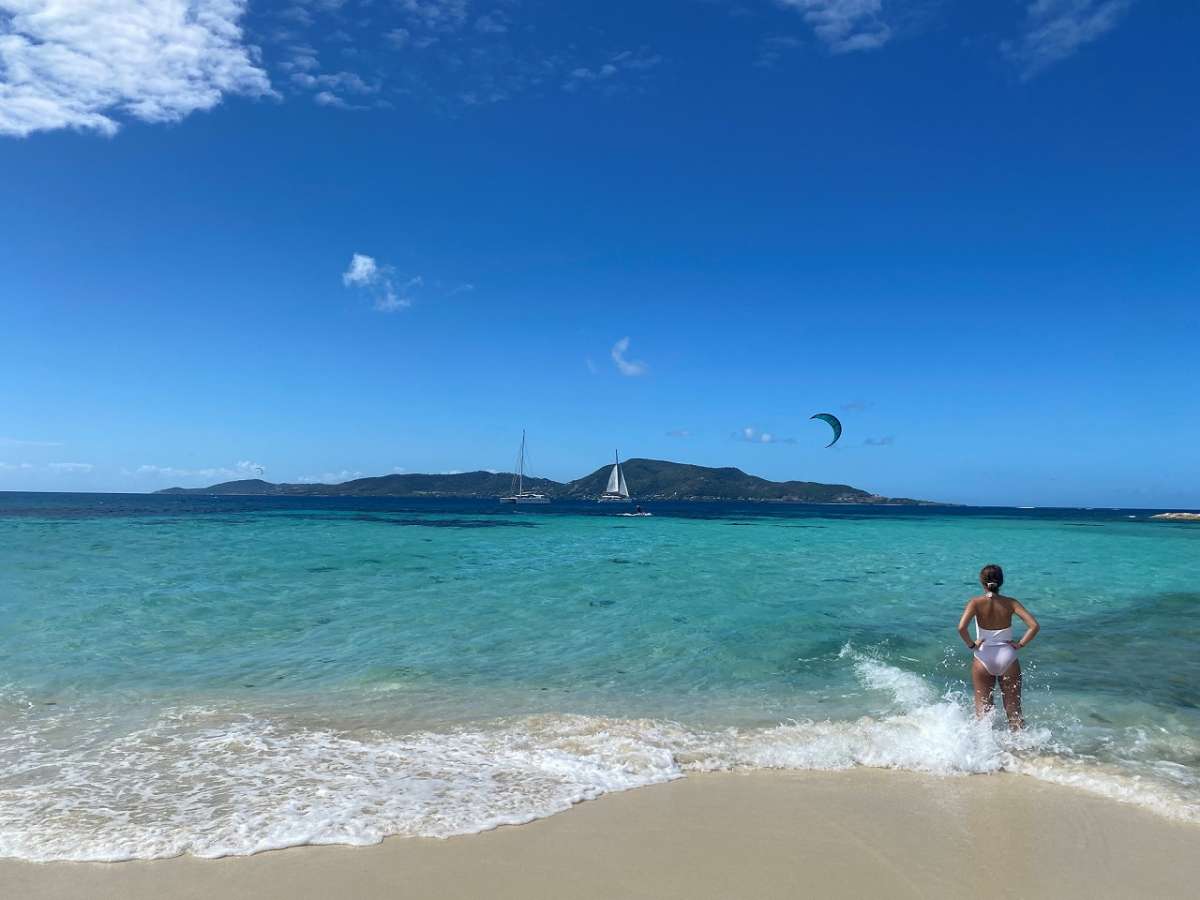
153, 458, 940, 505
156, 490, 943, 505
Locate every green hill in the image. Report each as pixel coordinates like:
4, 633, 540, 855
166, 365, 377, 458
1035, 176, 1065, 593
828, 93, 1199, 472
157, 459, 931, 504
566, 459, 891, 502
160, 471, 558, 498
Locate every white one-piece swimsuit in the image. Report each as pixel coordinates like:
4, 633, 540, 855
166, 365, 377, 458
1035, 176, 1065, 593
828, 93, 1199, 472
974, 624, 1018, 677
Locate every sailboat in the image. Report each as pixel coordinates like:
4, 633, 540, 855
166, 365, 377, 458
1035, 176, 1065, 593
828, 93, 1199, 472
500, 430, 550, 504
597, 450, 632, 503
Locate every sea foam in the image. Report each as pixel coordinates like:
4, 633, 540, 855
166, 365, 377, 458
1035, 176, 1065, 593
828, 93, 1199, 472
2, 653, 1195, 863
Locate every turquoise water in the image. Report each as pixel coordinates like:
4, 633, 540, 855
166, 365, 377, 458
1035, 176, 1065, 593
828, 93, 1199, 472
2, 495, 1198, 860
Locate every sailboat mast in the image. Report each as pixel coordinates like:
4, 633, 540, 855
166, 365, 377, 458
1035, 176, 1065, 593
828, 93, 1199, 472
519, 430, 526, 494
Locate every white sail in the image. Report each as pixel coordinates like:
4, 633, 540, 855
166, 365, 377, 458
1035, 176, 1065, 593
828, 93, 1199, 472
606, 464, 621, 494
617, 467, 629, 498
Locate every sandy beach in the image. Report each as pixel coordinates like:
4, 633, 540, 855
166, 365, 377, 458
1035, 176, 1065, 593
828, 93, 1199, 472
5, 769, 1197, 900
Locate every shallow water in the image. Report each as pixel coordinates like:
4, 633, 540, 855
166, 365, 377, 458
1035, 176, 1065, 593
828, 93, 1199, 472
1, 494, 1197, 860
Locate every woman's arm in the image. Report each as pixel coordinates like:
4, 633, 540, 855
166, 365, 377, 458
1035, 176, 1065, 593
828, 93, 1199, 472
1010, 599, 1040, 649
957, 599, 978, 649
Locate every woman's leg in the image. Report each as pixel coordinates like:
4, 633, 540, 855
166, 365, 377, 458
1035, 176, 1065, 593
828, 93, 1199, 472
971, 658, 996, 717
999, 659, 1024, 730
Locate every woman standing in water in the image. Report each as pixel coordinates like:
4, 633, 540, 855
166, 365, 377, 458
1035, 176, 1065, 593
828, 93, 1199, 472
957, 564, 1040, 729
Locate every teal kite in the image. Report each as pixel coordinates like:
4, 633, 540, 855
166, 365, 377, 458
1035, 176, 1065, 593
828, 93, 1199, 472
810, 413, 842, 448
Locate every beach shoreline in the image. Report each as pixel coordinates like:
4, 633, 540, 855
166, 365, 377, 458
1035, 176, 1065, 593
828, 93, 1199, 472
5, 769, 1197, 900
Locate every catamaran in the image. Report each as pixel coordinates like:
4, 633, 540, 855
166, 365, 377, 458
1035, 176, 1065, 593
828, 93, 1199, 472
500, 430, 550, 504
598, 450, 631, 503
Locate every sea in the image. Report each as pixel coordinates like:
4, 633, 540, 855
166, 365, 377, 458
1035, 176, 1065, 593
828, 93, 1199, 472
1, 493, 1197, 861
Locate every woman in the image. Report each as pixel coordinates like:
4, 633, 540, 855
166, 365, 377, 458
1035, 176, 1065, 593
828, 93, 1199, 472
956, 564, 1039, 729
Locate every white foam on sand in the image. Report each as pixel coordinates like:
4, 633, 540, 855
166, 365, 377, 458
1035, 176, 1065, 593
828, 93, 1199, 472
1, 655, 1196, 862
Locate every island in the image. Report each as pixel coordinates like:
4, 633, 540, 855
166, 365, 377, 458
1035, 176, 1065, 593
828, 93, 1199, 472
157, 458, 937, 504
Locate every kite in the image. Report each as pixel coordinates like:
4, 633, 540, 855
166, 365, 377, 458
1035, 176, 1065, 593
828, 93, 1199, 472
810, 413, 842, 448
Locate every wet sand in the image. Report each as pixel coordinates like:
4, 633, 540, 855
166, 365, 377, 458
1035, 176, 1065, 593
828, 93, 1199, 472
4, 769, 1197, 899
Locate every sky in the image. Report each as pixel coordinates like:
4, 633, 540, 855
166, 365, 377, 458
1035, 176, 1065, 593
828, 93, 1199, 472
1, 0, 1197, 507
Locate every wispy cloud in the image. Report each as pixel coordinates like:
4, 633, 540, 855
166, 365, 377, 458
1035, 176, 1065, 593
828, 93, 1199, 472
666, 429, 692, 438
841, 400, 872, 412
563, 48, 663, 93
1003, 0, 1132, 79
734, 426, 796, 444
0, 0, 272, 138
0, 460, 91, 473
0, 437, 63, 447
342, 253, 420, 312
475, 11, 509, 34
398, 0, 469, 32
585, 357, 599, 374
133, 460, 266, 482
611, 337, 648, 376
777, 0, 893, 54
863, 435, 894, 446
755, 35, 805, 69
297, 468, 364, 483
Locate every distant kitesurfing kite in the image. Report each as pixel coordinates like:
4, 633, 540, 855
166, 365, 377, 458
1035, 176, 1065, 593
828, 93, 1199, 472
810, 413, 842, 448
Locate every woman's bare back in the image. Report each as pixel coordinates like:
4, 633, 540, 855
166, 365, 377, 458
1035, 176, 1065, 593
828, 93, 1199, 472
971, 593, 1016, 630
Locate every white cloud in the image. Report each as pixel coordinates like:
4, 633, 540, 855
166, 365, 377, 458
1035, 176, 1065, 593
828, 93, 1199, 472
313, 90, 348, 108
611, 336, 648, 376
0, 461, 34, 470
342, 252, 420, 312
0, 0, 273, 138
279, 43, 319, 73
1003, 0, 1131, 79
134, 460, 265, 481
47, 462, 93, 472
735, 426, 796, 445
342, 252, 378, 286
777, 0, 892, 53
585, 357, 598, 374
666, 429, 691, 438
293, 70, 376, 94
863, 435, 894, 446
293, 68, 377, 108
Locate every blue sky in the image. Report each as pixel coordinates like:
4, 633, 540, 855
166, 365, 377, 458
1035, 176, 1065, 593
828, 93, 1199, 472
1, 1, 1197, 506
